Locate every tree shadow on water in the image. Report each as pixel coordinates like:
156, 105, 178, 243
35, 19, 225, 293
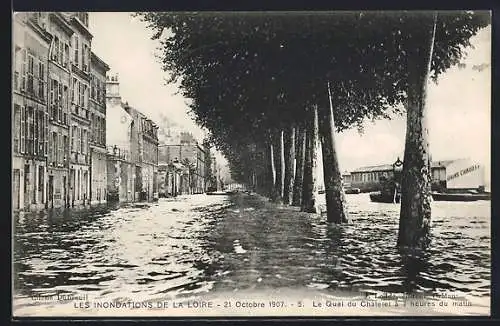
398, 249, 433, 294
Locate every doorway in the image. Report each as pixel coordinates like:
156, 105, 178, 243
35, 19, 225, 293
48, 175, 54, 207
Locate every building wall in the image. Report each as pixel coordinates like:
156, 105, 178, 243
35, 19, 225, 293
351, 170, 394, 192
89, 52, 109, 204
12, 13, 51, 211
68, 14, 93, 207
13, 11, 110, 211
46, 13, 72, 209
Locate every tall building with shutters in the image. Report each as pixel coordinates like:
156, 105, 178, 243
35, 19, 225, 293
45, 12, 73, 209
67, 12, 93, 207
12, 12, 51, 211
12, 11, 110, 211
89, 52, 110, 204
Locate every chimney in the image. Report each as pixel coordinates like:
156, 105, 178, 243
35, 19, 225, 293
106, 73, 121, 106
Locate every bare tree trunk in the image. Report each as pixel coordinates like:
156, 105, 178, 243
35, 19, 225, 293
283, 125, 296, 205
292, 125, 306, 206
272, 129, 285, 203
319, 82, 348, 223
301, 106, 320, 213
397, 12, 437, 251
269, 139, 278, 201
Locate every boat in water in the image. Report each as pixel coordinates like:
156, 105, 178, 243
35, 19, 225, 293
431, 191, 491, 202
206, 191, 230, 196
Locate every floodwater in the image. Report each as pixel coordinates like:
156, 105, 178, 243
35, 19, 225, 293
12, 193, 490, 316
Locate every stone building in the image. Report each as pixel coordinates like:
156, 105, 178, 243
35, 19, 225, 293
12, 12, 51, 211
158, 131, 208, 195
67, 12, 93, 207
124, 105, 159, 201
89, 52, 109, 205
105, 75, 135, 203
45, 12, 73, 209
12, 11, 110, 211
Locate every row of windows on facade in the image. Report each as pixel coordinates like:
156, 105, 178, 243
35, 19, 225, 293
15, 49, 106, 114
12, 105, 48, 157
31, 11, 90, 70
51, 36, 105, 105
13, 105, 105, 157
51, 31, 92, 73
14, 49, 46, 101
351, 171, 393, 183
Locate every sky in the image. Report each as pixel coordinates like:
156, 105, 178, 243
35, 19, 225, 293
89, 13, 491, 183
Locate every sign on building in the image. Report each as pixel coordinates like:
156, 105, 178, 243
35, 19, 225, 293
446, 159, 485, 190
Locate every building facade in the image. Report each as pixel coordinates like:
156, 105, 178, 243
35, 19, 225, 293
105, 75, 135, 203
105, 76, 158, 202
67, 12, 93, 207
46, 12, 73, 209
89, 52, 110, 204
13, 11, 110, 212
12, 12, 51, 211
124, 105, 159, 201
158, 142, 207, 195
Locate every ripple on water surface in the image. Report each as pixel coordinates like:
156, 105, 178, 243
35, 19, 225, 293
13, 193, 490, 308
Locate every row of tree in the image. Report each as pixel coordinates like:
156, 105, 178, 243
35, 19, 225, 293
138, 11, 489, 250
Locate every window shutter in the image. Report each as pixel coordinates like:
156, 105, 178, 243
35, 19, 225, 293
58, 133, 62, 164
21, 49, 27, 91
78, 127, 81, 153
44, 112, 48, 156
20, 106, 25, 153
50, 78, 54, 108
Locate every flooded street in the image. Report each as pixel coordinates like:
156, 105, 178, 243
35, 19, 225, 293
13, 193, 490, 316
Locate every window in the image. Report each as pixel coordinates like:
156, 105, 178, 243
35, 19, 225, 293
72, 78, 76, 103
79, 83, 84, 108
20, 106, 25, 153
44, 112, 48, 156
51, 132, 57, 164
73, 36, 79, 67
27, 107, 34, 155
13, 104, 20, 153
71, 125, 77, 152
77, 127, 81, 153
58, 133, 63, 164
64, 43, 69, 68
81, 129, 86, 154
53, 36, 59, 61
21, 49, 27, 91
91, 75, 95, 100
58, 83, 63, 122
34, 110, 39, 155
50, 79, 56, 119
27, 54, 35, 94
82, 45, 88, 71
62, 85, 68, 123
83, 84, 88, 110
63, 135, 68, 163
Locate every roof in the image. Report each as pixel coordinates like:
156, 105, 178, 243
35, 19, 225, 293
352, 159, 462, 174
352, 164, 394, 173
91, 51, 110, 71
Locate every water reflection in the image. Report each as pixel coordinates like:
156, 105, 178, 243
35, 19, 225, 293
13, 193, 490, 308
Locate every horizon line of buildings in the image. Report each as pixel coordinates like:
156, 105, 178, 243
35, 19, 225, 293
12, 11, 219, 212
341, 157, 487, 193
